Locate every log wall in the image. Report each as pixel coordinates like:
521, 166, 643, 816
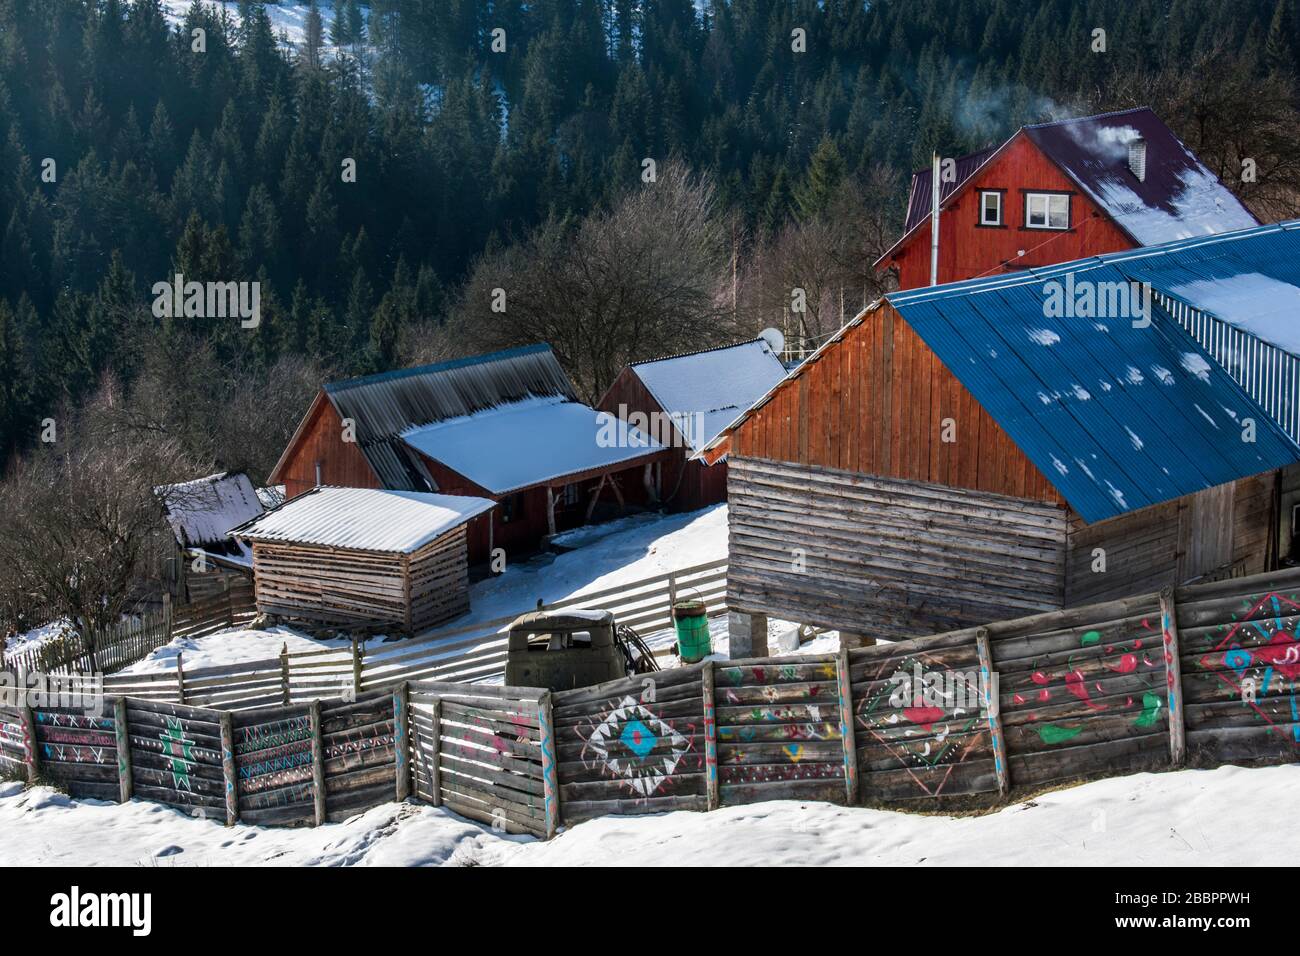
727, 455, 1067, 638
250, 527, 471, 634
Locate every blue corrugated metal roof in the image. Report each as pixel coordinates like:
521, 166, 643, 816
888, 233, 1300, 523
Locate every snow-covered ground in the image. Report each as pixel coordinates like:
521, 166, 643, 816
3, 764, 1295, 866
119, 504, 736, 676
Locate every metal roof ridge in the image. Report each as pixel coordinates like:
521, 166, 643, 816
323, 343, 554, 393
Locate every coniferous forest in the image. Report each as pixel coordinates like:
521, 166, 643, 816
0, 1, 1297, 619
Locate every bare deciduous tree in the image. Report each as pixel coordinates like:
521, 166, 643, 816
451, 160, 731, 402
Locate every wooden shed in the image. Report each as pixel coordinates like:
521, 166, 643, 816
596, 339, 789, 511
267, 344, 668, 563
231, 487, 495, 635
699, 250, 1300, 656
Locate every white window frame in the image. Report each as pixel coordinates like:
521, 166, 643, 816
979, 191, 1002, 226
1025, 192, 1070, 230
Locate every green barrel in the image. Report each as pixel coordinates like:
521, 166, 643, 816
673, 598, 711, 663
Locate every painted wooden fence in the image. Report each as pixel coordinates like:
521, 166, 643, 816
2, 566, 1297, 838
92, 558, 729, 711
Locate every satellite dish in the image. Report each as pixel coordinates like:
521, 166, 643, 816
759, 327, 785, 354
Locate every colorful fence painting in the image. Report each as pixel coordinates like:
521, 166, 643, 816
3, 567, 1300, 838
410, 682, 549, 837
552, 666, 708, 824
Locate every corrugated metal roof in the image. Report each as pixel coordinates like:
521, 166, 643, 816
902, 146, 998, 234
231, 487, 495, 553
889, 248, 1300, 523
628, 339, 788, 452
400, 397, 664, 495
322, 344, 577, 490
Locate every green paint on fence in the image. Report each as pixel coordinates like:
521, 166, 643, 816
1080, 630, 1101, 646
1038, 723, 1083, 745
1133, 692, 1163, 728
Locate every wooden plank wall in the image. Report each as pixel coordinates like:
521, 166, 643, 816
320, 691, 397, 822
713, 657, 847, 803
1179, 571, 1300, 762
232, 705, 317, 825
410, 682, 549, 837
407, 527, 472, 631
1064, 472, 1280, 606
251, 540, 411, 631
729, 304, 1061, 505
0, 704, 26, 775
850, 632, 1000, 802
728, 456, 1067, 637
127, 699, 227, 814
31, 705, 119, 800
551, 667, 709, 825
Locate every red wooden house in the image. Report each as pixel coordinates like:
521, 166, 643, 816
268, 345, 668, 565
597, 339, 789, 511
875, 107, 1257, 290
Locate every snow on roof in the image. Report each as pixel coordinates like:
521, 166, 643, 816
629, 340, 789, 451
1023, 108, 1257, 245
886, 250, 1300, 523
154, 471, 264, 556
400, 396, 665, 495
232, 487, 495, 553
256, 485, 286, 509
882, 108, 1256, 266
1164, 273, 1300, 356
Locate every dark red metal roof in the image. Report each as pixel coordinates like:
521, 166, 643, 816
902, 146, 998, 234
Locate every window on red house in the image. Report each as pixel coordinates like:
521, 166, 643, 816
1025, 193, 1070, 230
979, 191, 1002, 225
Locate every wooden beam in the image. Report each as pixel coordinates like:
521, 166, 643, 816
836, 647, 858, 804
394, 682, 411, 802
538, 693, 560, 838
19, 703, 38, 783
585, 473, 608, 523
310, 699, 326, 826
546, 486, 557, 537
702, 662, 719, 810
220, 710, 238, 825
1160, 586, 1186, 767
113, 696, 133, 803
429, 697, 443, 807
975, 627, 1011, 796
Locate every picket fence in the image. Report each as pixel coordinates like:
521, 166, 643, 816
87, 559, 728, 711
3, 563, 1296, 838
2, 580, 258, 677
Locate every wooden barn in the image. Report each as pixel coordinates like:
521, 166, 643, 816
154, 471, 264, 601
231, 486, 495, 634
267, 344, 668, 564
596, 339, 789, 511
875, 107, 1257, 290
700, 251, 1300, 656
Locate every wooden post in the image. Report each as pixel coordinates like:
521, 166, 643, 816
163, 591, 173, 638
113, 697, 132, 803
702, 662, 719, 810
19, 703, 39, 783
175, 652, 187, 705
280, 642, 291, 704
219, 710, 238, 826
667, 570, 678, 611
351, 639, 362, 699
1160, 586, 1187, 767
975, 628, 1010, 796
222, 574, 233, 629
537, 693, 560, 839
836, 647, 858, 804
545, 486, 557, 538
429, 697, 443, 807
585, 473, 607, 523
309, 699, 326, 826
393, 682, 411, 802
